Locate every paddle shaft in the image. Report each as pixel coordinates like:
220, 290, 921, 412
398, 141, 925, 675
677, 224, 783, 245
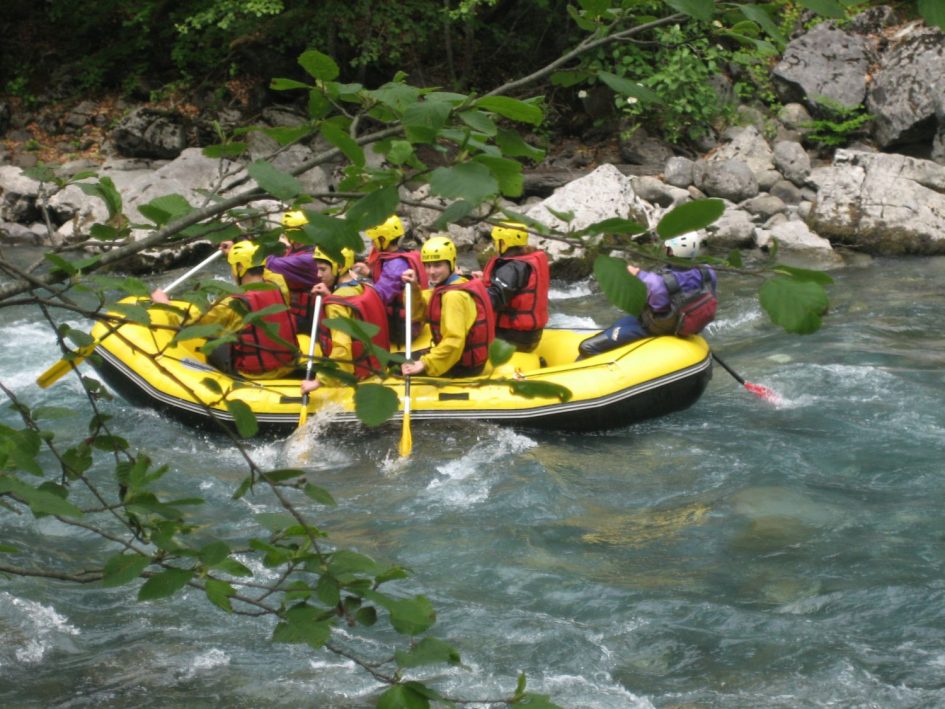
37, 249, 224, 388
711, 352, 745, 385
399, 283, 413, 457
298, 294, 323, 427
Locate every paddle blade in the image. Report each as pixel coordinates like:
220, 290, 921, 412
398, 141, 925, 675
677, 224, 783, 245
399, 411, 412, 457
36, 344, 96, 389
744, 381, 782, 405
297, 394, 310, 429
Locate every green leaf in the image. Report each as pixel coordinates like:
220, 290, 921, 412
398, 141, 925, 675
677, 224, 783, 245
593, 254, 647, 315
458, 110, 498, 136
402, 100, 453, 143
663, 0, 716, 22
596, 72, 661, 104
345, 186, 400, 232
580, 218, 646, 237
316, 573, 340, 606
77, 176, 122, 219
303, 483, 336, 506
796, 0, 845, 19
320, 121, 365, 167
89, 223, 123, 241
108, 302, 151, 325
202, 142, 248, 159
920, 0, 945, 31
656, 199, 725, 239
495, 128, 545, 162
298, 49, 339, 81
354, 383, 399, 428
429, 163, 498, 204
738, 3, 786, 45
173, 324, 223, 343
136, 194, 193, 226
137, 568, 194, 601
214, 558, 253, 577
300, 211, 364, 253
367, 82, 422, 113
432, 200, 476, 231
198, 540, 231, 566
255, 512, 296, 532
205, 578, 235, 612
489, 338, 516, 367
330, 549, 381, 576
247, 160, 302, 201
508, 380, 572, 402
260, 469, 306, 484
0, 543, 18, 553
44, 253, 78, 276
101, 553, 150, 587
377, 683, 431, 709
475, 96, 543, 126
394, 637, 462, 669
387, 596, 436, 636
272, 604, 332, 649
474, 155, 523, 198
550, 70, 593, 87
270, 77, 311, 91
226, 399, 259, 438
759, 276, 829, 334
0, 477, 84, 517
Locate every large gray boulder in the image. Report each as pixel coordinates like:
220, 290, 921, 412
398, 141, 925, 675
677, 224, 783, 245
772, 22, 872, 111
866, 24, 945, 150
807, 149, 945, 254
692, 159, 759, 202
110, 107, 189, 159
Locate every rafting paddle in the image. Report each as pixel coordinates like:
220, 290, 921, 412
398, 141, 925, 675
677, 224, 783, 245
298, 294, 323, 429
36, 249, 224, 389
399, 284, 413, 458
712, 352, 782, 404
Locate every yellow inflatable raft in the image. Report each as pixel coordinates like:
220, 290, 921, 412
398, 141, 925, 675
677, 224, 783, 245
87, 299, 713, 434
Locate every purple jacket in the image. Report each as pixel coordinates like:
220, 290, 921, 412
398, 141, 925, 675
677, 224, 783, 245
638, 266, 717, 312
373, 255, 410, 305
266, 248, 320, 288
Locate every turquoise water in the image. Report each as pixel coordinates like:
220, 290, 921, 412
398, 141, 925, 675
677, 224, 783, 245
2, 255, 945, 707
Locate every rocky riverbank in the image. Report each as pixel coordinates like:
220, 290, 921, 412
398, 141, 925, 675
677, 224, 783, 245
2, 7, 945, 275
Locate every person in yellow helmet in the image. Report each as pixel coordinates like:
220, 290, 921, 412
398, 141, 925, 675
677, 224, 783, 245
401, 235, 495, 378
219, 211, 321, 332
300, 246, 390, 394
151, 241, 298, 379
352, 214, 428, 346
478, 221, 550, 352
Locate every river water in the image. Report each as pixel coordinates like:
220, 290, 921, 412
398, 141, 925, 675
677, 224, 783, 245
2, 253, 945, 708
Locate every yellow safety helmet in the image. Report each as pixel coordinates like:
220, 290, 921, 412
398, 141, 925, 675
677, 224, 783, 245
281, 210, 308, 229
421, 235, 457, 271
312, 246, 356, 277
227, 241, 265, 280
365, 214, 405, 250
491, 221, 529, 255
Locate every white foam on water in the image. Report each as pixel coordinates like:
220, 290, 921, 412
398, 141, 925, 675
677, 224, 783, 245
548, 312, 599, 329
180, 647, 230, 678
423, 427, 537, 507
549, 281, 593, 300
543, 671, 654, 708
1, 593, 79, 665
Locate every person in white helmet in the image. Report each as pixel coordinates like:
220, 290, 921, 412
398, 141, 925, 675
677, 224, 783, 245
577, 233, 717, 358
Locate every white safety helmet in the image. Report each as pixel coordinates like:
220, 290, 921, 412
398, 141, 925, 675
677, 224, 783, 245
664, 232, 705, 258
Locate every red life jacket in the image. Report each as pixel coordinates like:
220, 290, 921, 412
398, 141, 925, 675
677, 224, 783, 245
427, 276, 495, 373
230, 288, 298, 374
370, 249, 427, 342
316, 283, 391, 380
482, 250, 550, 332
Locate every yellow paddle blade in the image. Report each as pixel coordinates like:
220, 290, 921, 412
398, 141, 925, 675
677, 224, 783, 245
399, 411, 412, 458
36, 344, 97, 389
297, 394, 310, 429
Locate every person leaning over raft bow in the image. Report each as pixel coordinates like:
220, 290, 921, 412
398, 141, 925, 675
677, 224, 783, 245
400, 235, 495, 378
299, 246, 390, 395
351, 214, 427, 346
261, 210, 322, 332
577, 233, 718, 359
151, 241, 299, 379
474, 221, 550, 353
